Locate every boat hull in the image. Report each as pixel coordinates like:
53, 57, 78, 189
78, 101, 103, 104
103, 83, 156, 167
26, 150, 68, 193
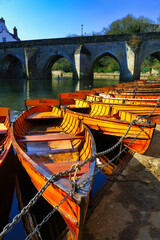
0, 108, 12, 166
11, 105, 96, 240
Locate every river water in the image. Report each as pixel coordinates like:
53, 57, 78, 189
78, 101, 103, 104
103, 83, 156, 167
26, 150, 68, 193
0, 77, 119, 240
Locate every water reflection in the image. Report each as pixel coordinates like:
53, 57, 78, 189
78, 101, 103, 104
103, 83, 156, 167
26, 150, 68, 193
0, 77, 118, 117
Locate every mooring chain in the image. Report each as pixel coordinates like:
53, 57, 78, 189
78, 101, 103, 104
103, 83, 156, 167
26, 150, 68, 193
138, 98, 160, 120
25, 194, 69, 240
0, 98, 158, 239
25, 176, 85, 240
78, 116, 152, 190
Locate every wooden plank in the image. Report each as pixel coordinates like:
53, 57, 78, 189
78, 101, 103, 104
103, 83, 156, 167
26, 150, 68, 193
18, 133, 85, 143
26, 112, 62, 120
28, 148, 79, 155
0, 123, 7, 134
29, 130, 64, 135
39, 160, 89, 176
68, 106, 90, 110
58, 92, 86, 99
24, 99, 60, 106
28, 148, 80, 163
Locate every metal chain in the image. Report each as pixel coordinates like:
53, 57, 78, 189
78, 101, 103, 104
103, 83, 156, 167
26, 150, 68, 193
138, 98, 160, 119
25, 194, 69, 240
0, 98, 159, 239
78, 117, 154, 190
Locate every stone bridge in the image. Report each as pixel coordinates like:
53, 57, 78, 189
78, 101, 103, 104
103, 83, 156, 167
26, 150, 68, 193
0, 32, 160, 82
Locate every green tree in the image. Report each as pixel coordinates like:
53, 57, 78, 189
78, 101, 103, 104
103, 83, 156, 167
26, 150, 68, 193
103, 14, 154, 35
52, 58, 72, 73
93, 56, 120, 73
141, 56, 160, 74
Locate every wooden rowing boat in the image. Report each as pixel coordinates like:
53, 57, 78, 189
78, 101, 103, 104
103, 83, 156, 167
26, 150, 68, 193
87, 95, 160, 124
63, 99, 155, 154
11, 104, 96, 240
0, 108, 11, 166
0, 107, 13, 232
88, 94, 160, 104
108, 93, 160, 100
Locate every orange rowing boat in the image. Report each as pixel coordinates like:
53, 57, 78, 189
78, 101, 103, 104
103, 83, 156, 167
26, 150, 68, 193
0, 108, 11, 166
87, 95, 160, 124
64, 99, 155, 154
11, 103, 96, 240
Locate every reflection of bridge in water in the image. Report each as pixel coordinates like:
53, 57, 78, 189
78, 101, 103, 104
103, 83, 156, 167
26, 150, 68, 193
0, 32, 160, 82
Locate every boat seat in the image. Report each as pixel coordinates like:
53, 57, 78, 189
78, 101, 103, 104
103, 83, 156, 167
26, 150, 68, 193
68, 105, 90, 109
28, 147, 79, 156
29, 129, 64, 135
0, 123, 7, 134
17, 132, 85, 143
39, 160, 90, 176
26, 112, 62, 120
28, 148, 79, 163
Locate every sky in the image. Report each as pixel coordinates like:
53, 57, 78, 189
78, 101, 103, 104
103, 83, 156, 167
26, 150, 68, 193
0, 0, 160, 41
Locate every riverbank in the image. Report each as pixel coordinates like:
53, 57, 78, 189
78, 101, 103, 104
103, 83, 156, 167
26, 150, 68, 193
52, 70, 160, 80
82, 124, 160, 240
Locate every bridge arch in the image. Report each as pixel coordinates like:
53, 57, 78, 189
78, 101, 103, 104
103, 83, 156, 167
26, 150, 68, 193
39, 51, 75, 79
140, 48, 160, 67
91, 52, 121, 81
0, 54, 26, 79
135, 47, 160, 80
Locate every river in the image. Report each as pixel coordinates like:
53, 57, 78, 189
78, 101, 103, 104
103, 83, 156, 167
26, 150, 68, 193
0, 77, 119, 240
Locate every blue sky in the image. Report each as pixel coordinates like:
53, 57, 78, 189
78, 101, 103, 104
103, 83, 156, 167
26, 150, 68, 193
1, 0, 160, 41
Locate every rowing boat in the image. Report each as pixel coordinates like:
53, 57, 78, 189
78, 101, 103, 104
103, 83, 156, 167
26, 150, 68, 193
11, 103, 96, 240
0, 108, 11, 166
0, 107, 14, 231
88, 94, 160, 104
107, 93, 160, 100
87, 95, 160, 124
64, 99, 155, 154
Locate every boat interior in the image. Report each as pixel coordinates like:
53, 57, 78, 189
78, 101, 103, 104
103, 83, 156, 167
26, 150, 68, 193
66, 99, 144, 123
14, 105, 93, 179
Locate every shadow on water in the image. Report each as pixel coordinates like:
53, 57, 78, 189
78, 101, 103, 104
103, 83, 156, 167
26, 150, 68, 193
0, 148, 15, 232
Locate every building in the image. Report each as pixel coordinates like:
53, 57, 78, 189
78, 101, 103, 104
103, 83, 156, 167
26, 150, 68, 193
0, 17, 20, 42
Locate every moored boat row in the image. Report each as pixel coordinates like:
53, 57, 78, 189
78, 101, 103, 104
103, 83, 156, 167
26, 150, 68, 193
1, 78, 160, 240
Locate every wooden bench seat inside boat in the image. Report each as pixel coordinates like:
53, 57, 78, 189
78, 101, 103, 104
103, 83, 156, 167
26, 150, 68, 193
68, 105, 90, 109
39, 160, 89, 176
29, 126, 64, 135
0, 123, 7, 134
28, 147, 79, 156
18, 132, 85, 143
26, 112, 62, 120
28, 148, 80, 163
